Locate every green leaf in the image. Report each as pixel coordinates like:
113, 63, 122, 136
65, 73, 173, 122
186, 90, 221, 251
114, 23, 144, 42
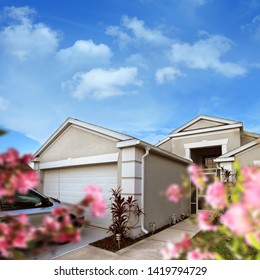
247, 234, 260, 250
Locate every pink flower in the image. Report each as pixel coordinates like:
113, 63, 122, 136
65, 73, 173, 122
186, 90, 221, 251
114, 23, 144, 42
12, 231, 28, 248
166, 184, 182, 203
187, 248, 215, 260
2, 148, 19, 168
205, 182, 226, 208
178, 233, 192, 250
242, 167, 260, 208
221, 203, 253, 235
188, 164, 208, 189
160, 234, 191, 259
13, 170, 38, 194
91, 199, 106, 217
242, 166, 260, 182
84, 185, 106, 217
160, 242, 180, 259
198, 211, 218, 231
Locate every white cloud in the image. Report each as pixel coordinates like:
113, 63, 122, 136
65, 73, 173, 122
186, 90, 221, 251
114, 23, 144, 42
3, 6, 36, 24
57, 40, 112, 68
0, 97, 9, 111
0, 7, 60, 61
106, 15, 170, 46
63, 67, 142, 100
106, 25, 132, 48
169, 34, 247, 77
155, 67, 183, 84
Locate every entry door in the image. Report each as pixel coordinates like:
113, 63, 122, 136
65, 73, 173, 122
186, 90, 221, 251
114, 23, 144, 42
197, 171, 217, 211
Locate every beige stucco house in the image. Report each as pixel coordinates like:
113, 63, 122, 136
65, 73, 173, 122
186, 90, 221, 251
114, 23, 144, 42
34, 115, 260, 231
33, 118, 191, 236
156, 115, 260, 213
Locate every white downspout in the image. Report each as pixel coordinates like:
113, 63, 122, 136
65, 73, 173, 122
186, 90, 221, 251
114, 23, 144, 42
141, 147, 150, 234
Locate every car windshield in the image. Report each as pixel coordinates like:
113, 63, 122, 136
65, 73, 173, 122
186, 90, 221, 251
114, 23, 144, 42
0, 189, 52, 211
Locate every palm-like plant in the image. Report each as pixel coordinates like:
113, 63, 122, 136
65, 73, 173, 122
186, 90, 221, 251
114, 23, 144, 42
108, 187, 143, 238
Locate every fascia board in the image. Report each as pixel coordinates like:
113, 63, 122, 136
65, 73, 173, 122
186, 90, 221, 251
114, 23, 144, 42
169, 123, 242, 138
214, 157, 235, 163
218, 139, 260, 158
117, 139, 192, 165
34, 118, 132, 157
171, 115, 239, 134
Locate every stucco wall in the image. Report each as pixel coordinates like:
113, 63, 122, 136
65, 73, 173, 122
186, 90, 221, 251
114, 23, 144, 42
144, 152, 190, 231
161, 129, 241, 157
183, 120, 223, 131
40, 125, 119, 162
236, 144, 260, 166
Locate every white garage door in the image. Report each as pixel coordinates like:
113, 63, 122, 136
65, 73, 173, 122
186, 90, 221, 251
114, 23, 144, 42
43, 164, 117, 228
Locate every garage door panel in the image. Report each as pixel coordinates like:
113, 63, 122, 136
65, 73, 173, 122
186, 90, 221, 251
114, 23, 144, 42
43, 164, 117, 228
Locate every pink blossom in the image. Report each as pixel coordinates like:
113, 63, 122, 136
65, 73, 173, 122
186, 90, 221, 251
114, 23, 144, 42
198, 211, 218, 231
166, 184, 182, 203
84, 185, 106, 217
178, 233, 192, 250
205, 182, 226, 208
43, 216, 61, 232
2, 148, 19, 168
242, 166, 260, 182
12, 231, 28, 248
188, 164, 208, 189
221, 203, 253, 235
13, 170, 38, 194
160, 242, 180, 259
91, 199, 106, 217
187, 248, 215, 260
17, 214, 29, 225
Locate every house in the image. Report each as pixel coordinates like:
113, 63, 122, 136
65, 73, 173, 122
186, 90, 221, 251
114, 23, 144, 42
33, 118, 191, 236
156, 115, 260, 213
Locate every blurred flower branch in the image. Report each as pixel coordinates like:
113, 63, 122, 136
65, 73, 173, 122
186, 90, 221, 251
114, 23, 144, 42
162, 162, 260, 260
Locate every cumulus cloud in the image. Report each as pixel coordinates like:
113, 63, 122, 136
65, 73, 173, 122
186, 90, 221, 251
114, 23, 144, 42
106, 15, 170, 46
155, 67, 183, 84
169, 34, 247, 77
0, 6, 60, 61
63, 67, 142, 100
57, 40, 112, 68
0, 6, 115, 143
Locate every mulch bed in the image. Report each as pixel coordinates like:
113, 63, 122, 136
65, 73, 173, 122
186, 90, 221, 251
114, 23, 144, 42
89, 223, 180, 252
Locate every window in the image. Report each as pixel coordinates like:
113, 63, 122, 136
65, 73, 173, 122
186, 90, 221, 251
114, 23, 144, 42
0, 190, 46, 211
202, 154, 220, 168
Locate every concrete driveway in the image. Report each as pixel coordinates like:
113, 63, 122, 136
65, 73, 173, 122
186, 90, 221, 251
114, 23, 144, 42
31, 226, 108, 260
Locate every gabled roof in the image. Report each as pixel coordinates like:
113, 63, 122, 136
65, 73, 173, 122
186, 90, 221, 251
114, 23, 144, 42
34, 117, 133, 157
170, 115, 242, 135
156, 115, 243, 146
216, 138, 260, 160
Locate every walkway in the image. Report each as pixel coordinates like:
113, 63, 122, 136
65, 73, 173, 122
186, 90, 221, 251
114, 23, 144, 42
55, 217, 200, 260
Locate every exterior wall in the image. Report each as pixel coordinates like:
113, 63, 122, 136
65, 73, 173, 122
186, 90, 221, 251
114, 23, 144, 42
143, 152, 189, 231
241, 134, 258, 145
236, 144, 260, 166
119, 147, 144, 236
40, 125, 119, 162
160, 129, 241, 158
183, 120, 223, 131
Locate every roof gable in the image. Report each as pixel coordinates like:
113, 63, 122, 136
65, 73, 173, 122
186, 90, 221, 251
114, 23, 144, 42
168, 115, 242, 138
172, 115, 240, 134
34, 118, 133, 157
217, 139, 260, 159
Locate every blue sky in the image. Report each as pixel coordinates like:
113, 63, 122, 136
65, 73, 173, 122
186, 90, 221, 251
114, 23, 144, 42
0, 0, 260, 155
